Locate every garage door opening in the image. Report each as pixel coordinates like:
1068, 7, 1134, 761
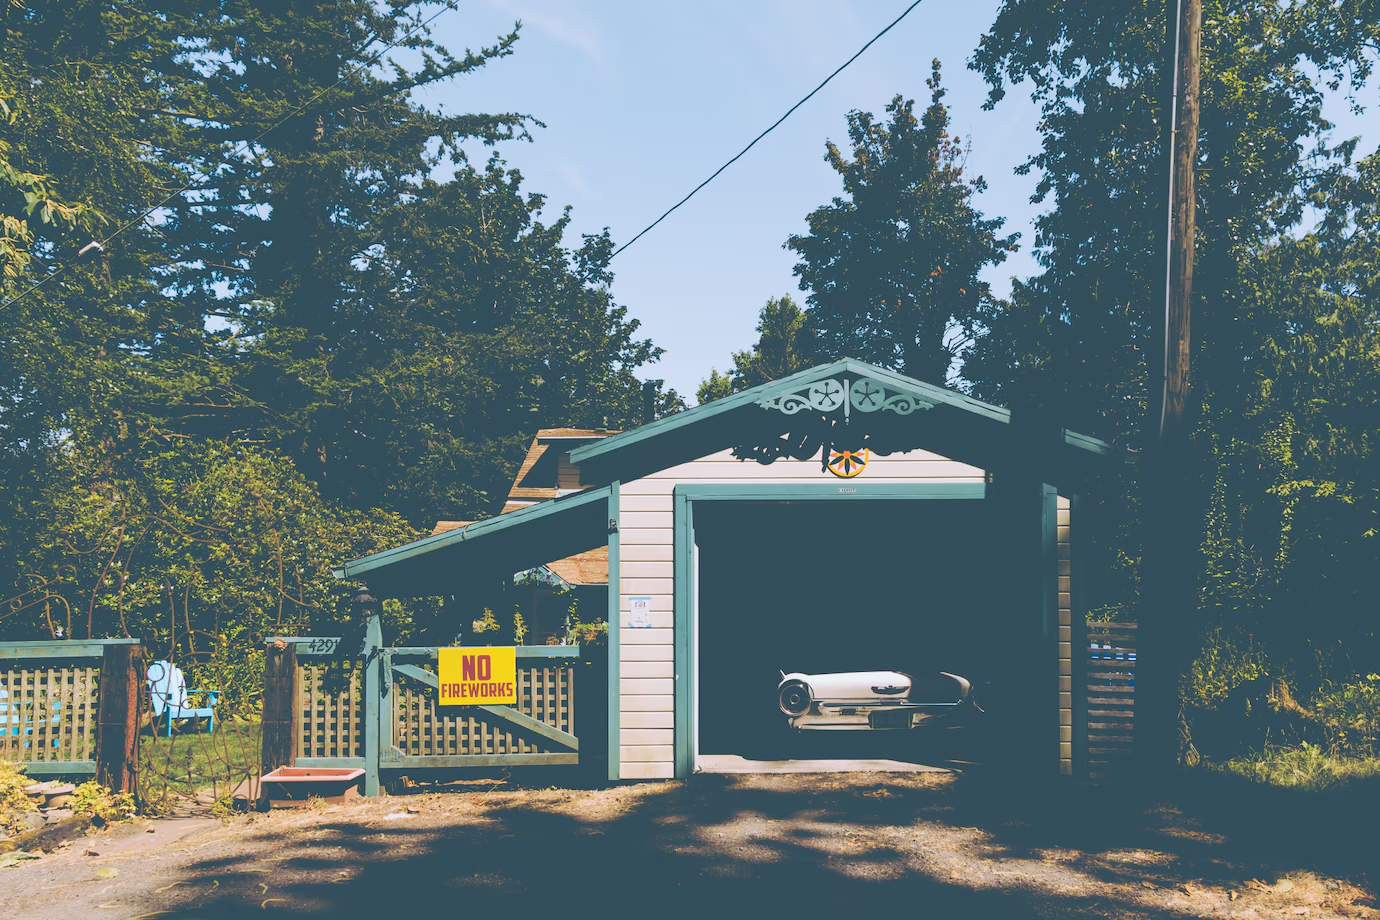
693, 499, 1010, 773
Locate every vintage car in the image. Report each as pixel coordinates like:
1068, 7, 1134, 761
777, 669, 974, 730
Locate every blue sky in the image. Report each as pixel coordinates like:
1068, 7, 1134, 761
417, 1, 1374, 400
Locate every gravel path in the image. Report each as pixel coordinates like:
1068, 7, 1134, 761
1, 772, 1374, 919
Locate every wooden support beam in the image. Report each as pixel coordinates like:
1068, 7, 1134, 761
261, 640, 298, 780
96, 643, 141, 794
380, 753, 578, 769
0, 639, 139, 660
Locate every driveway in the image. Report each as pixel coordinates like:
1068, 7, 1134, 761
1, 772, 1374, 919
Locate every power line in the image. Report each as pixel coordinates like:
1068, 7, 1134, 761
610, 0, 925, 260
0, 0, 462, 312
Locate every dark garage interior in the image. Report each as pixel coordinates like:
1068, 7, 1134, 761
694, 499, 1019, 767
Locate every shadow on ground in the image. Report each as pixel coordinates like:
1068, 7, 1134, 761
85, 767, 1376, 919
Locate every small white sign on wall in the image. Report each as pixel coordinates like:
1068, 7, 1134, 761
628, 596, 653, 628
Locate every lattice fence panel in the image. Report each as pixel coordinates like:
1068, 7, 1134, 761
296, 661, 364, 760
0, 664, 98, 764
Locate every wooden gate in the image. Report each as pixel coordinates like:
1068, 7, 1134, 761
384, 647, 578, 769
264, 633, 597, 794
1085, 621, 1136, 779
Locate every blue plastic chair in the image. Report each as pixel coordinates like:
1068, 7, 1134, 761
146, 660, 218, 737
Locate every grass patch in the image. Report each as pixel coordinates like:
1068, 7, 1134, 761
139, 717, 261, 807
1209, 742, 1380, 792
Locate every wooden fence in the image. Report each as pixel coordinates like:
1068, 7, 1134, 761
1086, 621, 1136, 779
264, 633, 604, 795
0, 639, 142, 787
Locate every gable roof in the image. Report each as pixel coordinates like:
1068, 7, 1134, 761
500, 428, 615, 513
337, 484, 613, 597
569, 358, 1122, 489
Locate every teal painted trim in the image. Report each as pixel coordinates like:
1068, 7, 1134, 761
1062, 429, 1118, 457
475, 705, 578, 751
13, 761, 96, 776
379, 649, 395, 773
386, 646, 581, 659
675, 482, 985, 503
673, 489, 695, 779
337, 484, 612, 579
295, 757, 366, 769
0, 639, 139, 660
380, 753, 578, 769
362, 614, 382, 796
393, 662, 437, 687
606, 481, 621, 781
569, 359, 1018, 472
1041, 485, 1059, 644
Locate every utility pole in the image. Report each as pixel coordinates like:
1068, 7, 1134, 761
1138, 0, 1202, 778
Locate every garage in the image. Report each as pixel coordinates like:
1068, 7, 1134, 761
345, 358, 1120, 783
693, 497, 999, 769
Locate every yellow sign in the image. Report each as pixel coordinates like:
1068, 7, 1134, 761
438, 647, 516, 705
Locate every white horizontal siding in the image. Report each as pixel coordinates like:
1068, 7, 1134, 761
620, 643, 673, 661
615, 444, 985, 780
620, 710, 673, 728
619, 694, 674, 712
620, 761, 674, 779
621, 661, 674, 678
619, 542, 673, 562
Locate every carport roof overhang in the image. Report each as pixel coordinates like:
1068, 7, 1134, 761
333, 485, 612, 598
570, 358, 1128, 489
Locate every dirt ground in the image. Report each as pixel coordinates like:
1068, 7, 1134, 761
1, 771, 1375, 919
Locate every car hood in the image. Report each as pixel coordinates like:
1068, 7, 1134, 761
782, 670, 911, 701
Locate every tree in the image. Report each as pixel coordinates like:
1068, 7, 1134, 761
967, 0, 1380, 757
787, 61, 1017, 384
696, 294, 808, 404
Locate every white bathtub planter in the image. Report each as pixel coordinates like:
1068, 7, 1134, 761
259, 767, 365, 809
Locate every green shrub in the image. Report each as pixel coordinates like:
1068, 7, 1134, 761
1214, 742, 1380, 791
1311, 673, 1380, 755
70, 780, 136, 823
0, 762, 36, 832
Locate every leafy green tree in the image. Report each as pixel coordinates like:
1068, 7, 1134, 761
0, 0, 194, 597
787, 61, 1017, 383
967, 0, 1380, 745
696, 294, 808, 403
696, 369, 735, 406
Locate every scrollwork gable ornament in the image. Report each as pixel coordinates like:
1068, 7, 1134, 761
757, 375, 936, 421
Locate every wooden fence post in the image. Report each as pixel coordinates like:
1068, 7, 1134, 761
261, 640, 297, 782
96, 643, 141, 793
362, 608, 382, 796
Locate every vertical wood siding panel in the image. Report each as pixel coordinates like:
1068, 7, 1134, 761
1058, 495, 1073, 775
